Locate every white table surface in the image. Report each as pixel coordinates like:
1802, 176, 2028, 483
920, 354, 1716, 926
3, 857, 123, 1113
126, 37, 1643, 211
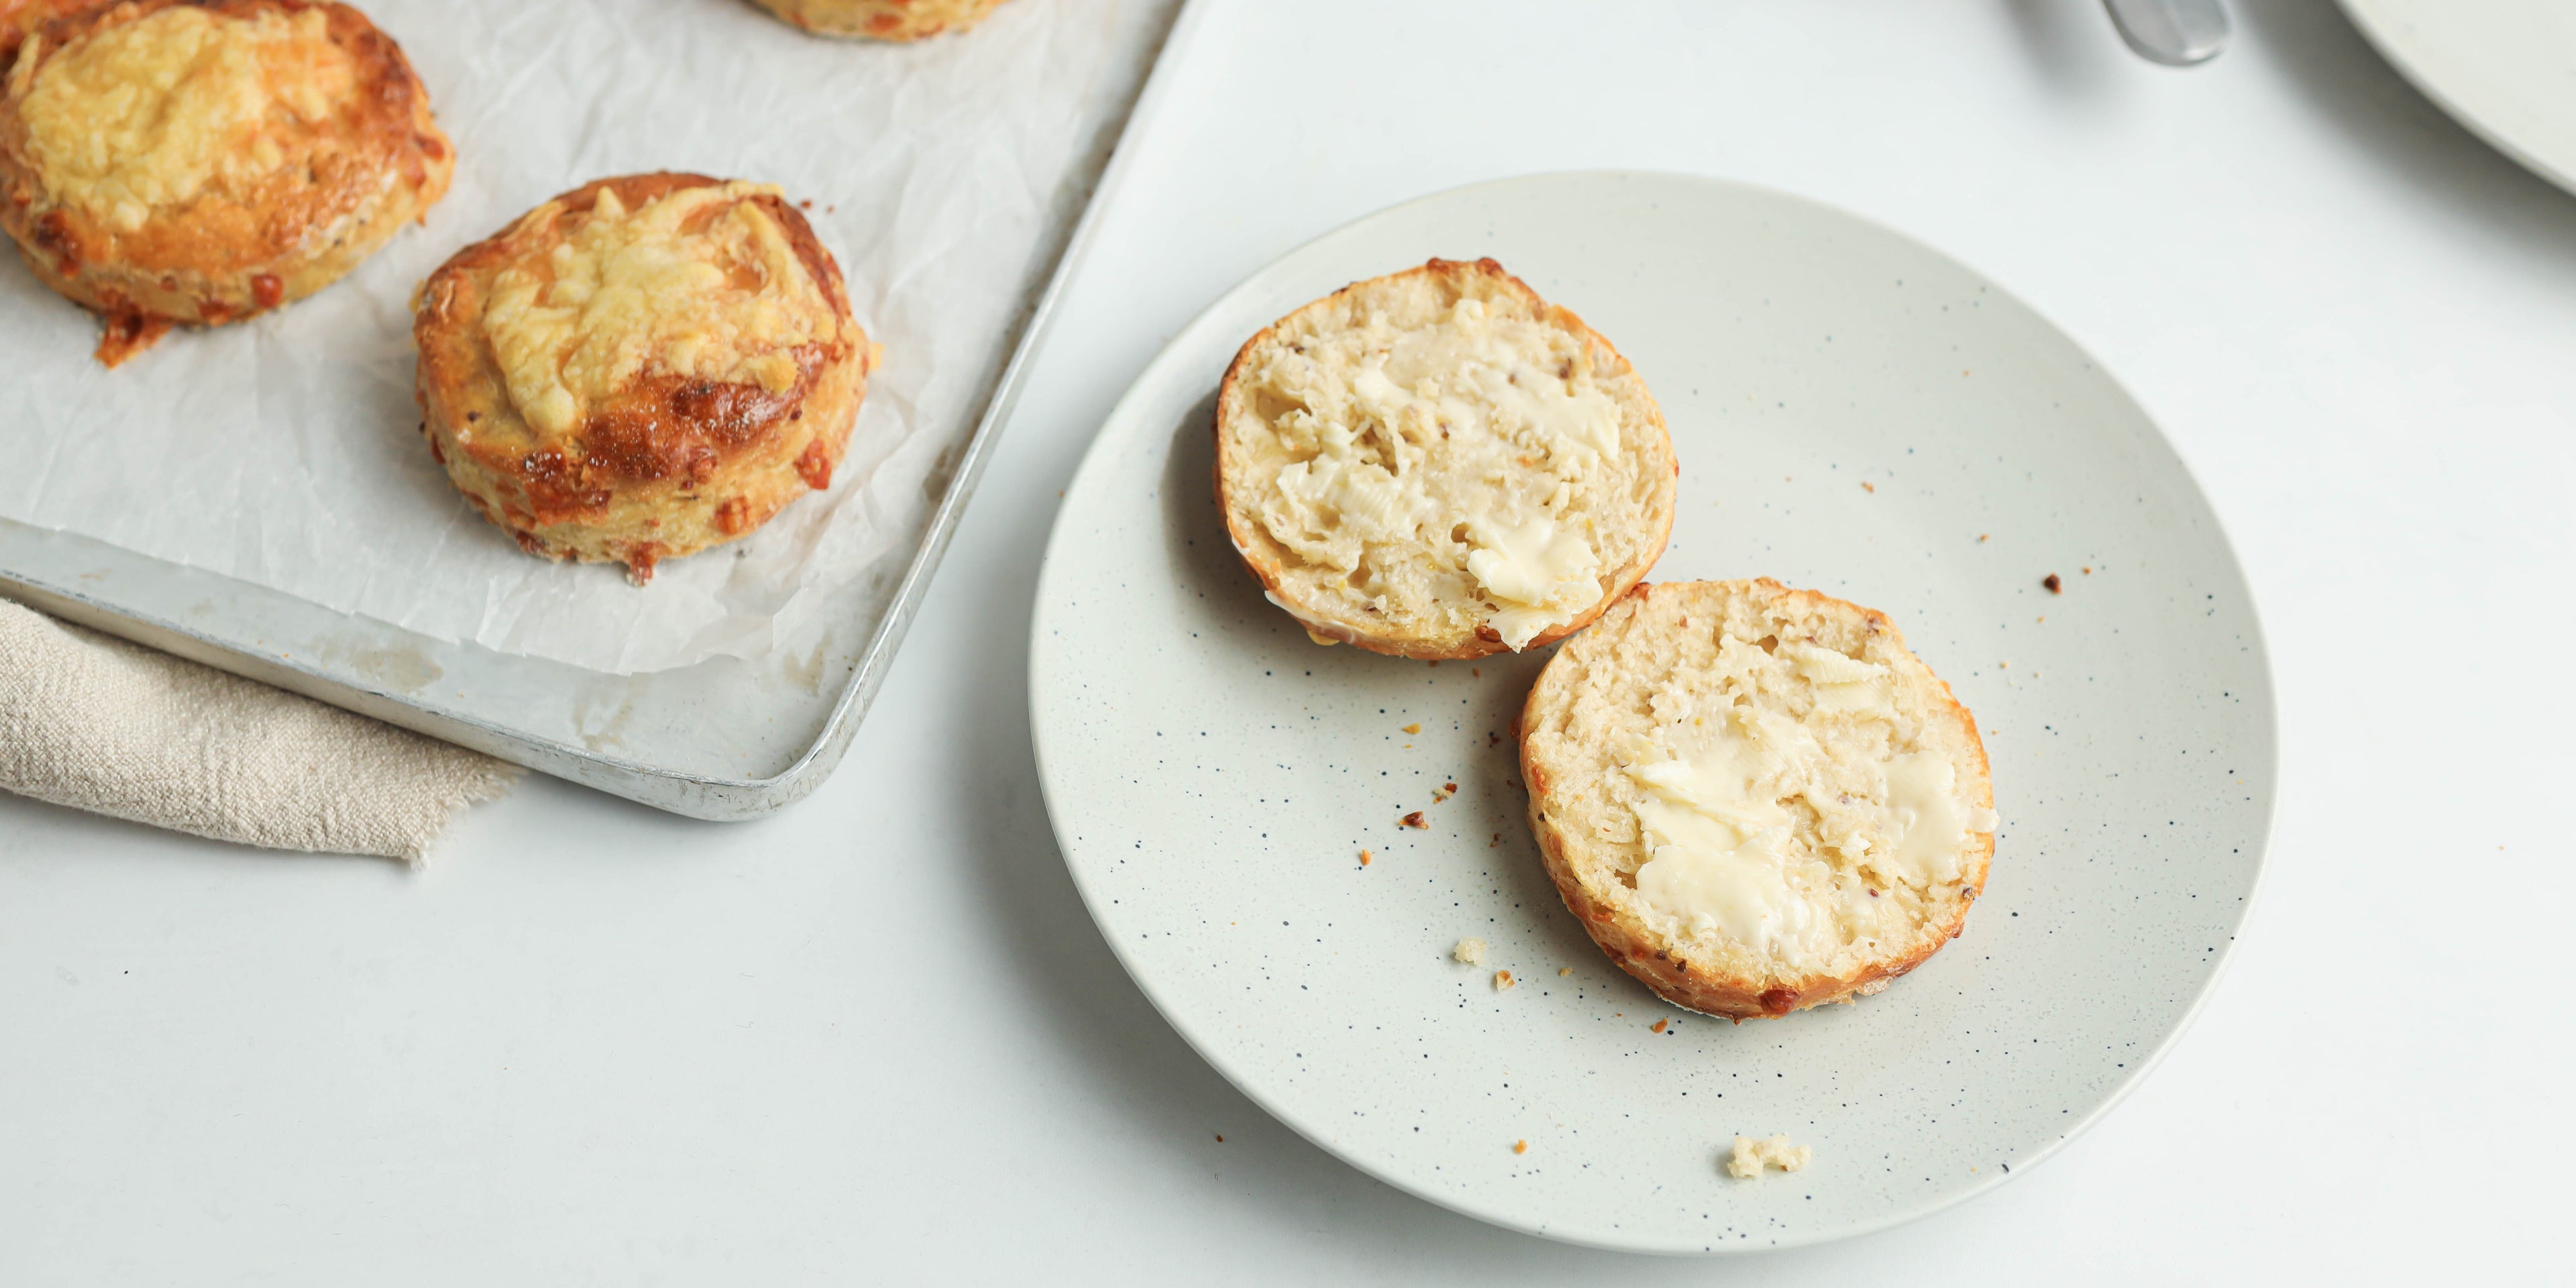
5, 1, 2570, 1281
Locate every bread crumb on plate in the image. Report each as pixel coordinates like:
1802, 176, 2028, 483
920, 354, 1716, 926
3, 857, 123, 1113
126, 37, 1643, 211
1726, 1134, 1813, 1179
1452, 937, 1487, 965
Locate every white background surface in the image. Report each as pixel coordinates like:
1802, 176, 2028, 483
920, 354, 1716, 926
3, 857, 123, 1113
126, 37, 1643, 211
3, 0, 2570, 1281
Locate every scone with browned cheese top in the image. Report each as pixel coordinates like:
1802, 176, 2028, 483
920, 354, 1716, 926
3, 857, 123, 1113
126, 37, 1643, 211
1520, 580, 1996, 1020
0, 0, 452, 365
749, 0, 1013, 40
1216, 258, 1676, 659
413, 173, 875, 585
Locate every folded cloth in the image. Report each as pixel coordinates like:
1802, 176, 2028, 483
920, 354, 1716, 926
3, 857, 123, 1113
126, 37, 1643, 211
0, 600, 517, 862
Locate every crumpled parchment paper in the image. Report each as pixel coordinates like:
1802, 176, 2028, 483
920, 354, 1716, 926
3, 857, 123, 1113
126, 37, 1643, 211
0, 0, 1159, 674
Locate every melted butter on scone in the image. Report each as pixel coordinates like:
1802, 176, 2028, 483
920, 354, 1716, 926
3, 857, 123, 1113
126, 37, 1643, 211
1619, 634, 1996, 967
481, 182, 835, 439
1252, 297, 1621, 649
19, 6, 352, 232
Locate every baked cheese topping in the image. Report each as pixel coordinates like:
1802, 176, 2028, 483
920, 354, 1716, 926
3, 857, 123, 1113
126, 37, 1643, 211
1619, 635, 1996, 968
18, 6, 352, 232
482, 182, 835, 439
1250, 297, 1622, 649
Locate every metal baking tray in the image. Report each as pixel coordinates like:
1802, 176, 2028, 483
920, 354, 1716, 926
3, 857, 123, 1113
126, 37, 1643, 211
0, 4, 1187, 821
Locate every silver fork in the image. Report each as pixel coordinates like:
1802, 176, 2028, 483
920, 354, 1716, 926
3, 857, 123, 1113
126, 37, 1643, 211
2102, 0, 2231, 66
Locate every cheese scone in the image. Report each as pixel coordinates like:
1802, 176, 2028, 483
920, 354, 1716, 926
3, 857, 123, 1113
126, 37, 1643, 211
0, 0, 452, 366
1519, 580, 1997, 1020
749, 0, 1013, 41
413, 173, 875, 586
1216, 258, 1676, 659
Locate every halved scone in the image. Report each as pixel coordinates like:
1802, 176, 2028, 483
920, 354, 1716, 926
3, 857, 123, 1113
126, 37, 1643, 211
412, 172, 875, 585
0, 0, 452, 365
1215, 258, 1676, 659
748, 0, 1013, 41
1519, 579, 1997, 1019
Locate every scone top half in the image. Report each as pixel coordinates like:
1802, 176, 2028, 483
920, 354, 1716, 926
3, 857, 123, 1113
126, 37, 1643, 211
1521, 580, 1997, 1020
1216, 258, 1677, 660
413, 172, 874, 585
0, 0, 453, 364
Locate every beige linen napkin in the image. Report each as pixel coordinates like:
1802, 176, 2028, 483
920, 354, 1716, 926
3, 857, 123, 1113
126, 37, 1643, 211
0, 599, 517, 861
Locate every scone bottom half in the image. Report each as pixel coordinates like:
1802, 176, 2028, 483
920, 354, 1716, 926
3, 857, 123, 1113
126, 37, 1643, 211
0, 0, 455, 366
1519, 580, 1998, 1021
412, 172, 875, 586
1214, 257, 1678, 661
749, 0, 1016, 42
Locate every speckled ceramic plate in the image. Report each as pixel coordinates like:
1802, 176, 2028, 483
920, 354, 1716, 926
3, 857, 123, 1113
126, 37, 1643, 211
2338, 0, 2576, 198
1028, 172, 2275, 1254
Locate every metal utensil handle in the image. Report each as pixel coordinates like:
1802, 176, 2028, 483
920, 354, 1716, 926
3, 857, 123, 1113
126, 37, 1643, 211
2103, 0, 2231, 66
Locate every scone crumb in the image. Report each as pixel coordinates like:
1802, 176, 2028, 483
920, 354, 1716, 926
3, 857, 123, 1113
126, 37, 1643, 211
1726, 1135, 1813, 1179
1512, 1139, 1529, 1155
1358, 848, 1372, 867
1452, 937, 1487, 965
1493, 970, 1515, 991
2043, 573, 2062, 593
1650, 1018, 1668, 1034
1558, 967, 1574, 977
1401, 812, 1428, 828
1402, 722, 1422, 735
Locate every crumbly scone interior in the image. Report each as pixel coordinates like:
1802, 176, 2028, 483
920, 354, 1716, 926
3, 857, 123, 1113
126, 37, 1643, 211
1231, 273, 1664, 649
1540, 588, 1996, 981
14, 5, 358, 234
478, 180, 837, 441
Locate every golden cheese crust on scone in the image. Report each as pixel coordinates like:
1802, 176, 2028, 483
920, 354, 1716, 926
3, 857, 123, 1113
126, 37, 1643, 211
748, 0, 1014, 41
1520, 580, 1997, 1020
1215, 258, 1676, 660
412, 172, 876, 586
0, 0, 101, 66
0, 0, 451, 365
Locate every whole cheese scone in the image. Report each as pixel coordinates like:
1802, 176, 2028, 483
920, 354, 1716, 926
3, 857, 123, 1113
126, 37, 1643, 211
1519, 580, 1997, 1020
749, 0, 1014, 41
0, 0, 452, 366
1215, 258, 1676, 659
412, 173, 875, 585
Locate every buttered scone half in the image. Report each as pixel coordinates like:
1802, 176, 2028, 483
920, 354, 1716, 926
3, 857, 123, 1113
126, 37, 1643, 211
1519, 580, 1997, 1020
1216, 258, 1676, 659
413, 173, 875, 585
749, 0, 1014, 41
0, 0, 452, 365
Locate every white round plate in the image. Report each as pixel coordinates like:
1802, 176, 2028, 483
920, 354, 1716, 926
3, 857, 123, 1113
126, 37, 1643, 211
1028, 172, 2275, 1254
2339, 0, 2576, 197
